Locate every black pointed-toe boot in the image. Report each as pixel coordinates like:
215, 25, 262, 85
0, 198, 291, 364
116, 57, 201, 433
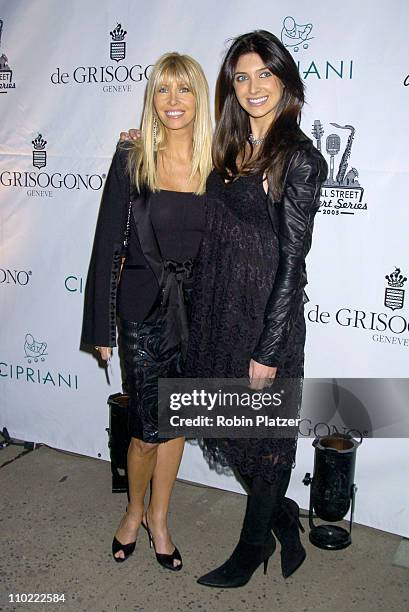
197, 532, 276, 588
239, 466, 306, 579
270, 497, 306, 578
197, 474, 283, 588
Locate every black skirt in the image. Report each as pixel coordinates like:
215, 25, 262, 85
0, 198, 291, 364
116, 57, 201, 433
118, 318, 184, 443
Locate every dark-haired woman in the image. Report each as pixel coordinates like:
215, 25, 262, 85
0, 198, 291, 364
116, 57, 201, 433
185, 30, 327, 587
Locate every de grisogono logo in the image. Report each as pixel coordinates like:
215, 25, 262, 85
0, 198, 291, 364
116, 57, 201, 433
0, 334, 79, 390
50, 22, 153, 93
311, 120, 367, 217
384, 267, 407, 311
307, 266, 409, 348
32, 133, 47, 169
0, 267, 32, 286
0, 18, 16, 94
110, 23, 126, 62
281, 15, 353, 80
0, 133, 106, 196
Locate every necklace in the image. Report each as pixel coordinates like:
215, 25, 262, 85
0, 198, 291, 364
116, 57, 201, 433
248, 133, 265, 146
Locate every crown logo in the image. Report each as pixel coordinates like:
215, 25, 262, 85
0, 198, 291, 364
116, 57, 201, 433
32, 133, 47, 150
109, 23, 127, 62
110, 23, 127, 41
385, 267, 407, 288
32, 133, 47, 169
384, 267, 406, 311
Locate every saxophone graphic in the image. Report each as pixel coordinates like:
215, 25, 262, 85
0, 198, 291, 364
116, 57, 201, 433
330, 123, 355, 185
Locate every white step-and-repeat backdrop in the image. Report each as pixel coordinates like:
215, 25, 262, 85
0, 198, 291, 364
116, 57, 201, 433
1, 1, 408, 536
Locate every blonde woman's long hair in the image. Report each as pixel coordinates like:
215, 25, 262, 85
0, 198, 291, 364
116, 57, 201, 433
124, 52, 213, 195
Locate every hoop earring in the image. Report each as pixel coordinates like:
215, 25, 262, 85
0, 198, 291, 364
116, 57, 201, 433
153, 117, 158, 147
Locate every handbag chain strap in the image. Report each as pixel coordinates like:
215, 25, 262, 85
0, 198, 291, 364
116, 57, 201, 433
123, 201, 132, 251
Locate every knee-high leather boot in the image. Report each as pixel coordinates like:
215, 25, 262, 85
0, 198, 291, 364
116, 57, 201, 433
197, 474, 281, 588
269, 496, 306, 578
240, 467, 306, 579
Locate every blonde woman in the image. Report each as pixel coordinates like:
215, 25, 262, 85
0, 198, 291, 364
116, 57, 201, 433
81, 52, 212, 570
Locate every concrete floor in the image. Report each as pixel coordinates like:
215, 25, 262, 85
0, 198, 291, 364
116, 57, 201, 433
0, 445, 408, 612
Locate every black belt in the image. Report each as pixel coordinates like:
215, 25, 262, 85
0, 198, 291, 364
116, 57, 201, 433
123, 263, 149, 270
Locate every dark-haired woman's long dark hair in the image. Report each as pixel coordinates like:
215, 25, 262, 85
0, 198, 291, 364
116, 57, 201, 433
213, 30, 307, 200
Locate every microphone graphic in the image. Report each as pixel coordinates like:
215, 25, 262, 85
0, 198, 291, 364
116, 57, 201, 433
326, 134, 341, 185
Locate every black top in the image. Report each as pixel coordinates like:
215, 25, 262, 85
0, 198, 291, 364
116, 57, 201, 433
186, 143, 327, 371
117, 189, 205, 321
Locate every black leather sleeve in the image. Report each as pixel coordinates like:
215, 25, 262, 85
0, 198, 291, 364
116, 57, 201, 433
251, 145, 327, 367
81, 145, 130, 348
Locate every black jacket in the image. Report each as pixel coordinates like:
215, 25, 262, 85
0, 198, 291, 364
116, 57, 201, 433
81, 144, 164, 348
251, 140, 328, 367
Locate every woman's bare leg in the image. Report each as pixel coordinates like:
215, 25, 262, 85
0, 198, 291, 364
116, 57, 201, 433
113, 437, 158, 560
145, 437, 185, 567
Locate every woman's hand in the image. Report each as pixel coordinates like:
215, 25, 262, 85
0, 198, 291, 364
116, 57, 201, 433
95, 346, 112, 361
248, 358, 277, 390
119, 129, 141, 141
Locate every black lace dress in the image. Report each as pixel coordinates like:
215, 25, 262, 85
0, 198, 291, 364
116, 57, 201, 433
185, 169, 305, 482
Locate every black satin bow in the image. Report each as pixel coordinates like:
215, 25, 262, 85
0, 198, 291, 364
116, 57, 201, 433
158, 258, 194, 358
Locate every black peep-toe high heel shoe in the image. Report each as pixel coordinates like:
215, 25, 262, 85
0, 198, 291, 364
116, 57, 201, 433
112, 536, 136, 563
142, 517, 183, 571
111, 507, 137, 563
